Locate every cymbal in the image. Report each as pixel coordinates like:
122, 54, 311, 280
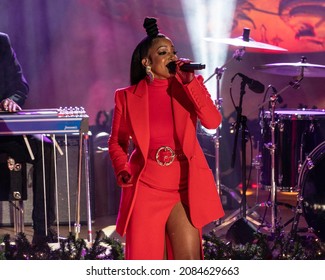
204, 36, 288, 51
253, 61, 325, 77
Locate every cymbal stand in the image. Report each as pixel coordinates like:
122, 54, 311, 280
256, 75, 304, 233
252, 144, 262, 204
265, 93, 279, 233
204, 48, 245, 226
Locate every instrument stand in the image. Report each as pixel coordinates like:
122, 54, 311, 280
264, 94, 279, 233
290, 192, 309, 240
205, 47, 246, 227
232, 80, 259, 221
214, 79, 263, 234
252, 148, 262, 205
10, 200, 24, 234
74, 132, 93, 242
213, 66, 225, 194
252, 76, 305, 234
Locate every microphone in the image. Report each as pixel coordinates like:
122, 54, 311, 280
237, 73, 265, 93
180, 63, 206, 71
167, 61, 206, 72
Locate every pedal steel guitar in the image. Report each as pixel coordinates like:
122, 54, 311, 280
0, 107, 92, 241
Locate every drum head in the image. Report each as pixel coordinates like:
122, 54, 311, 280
299, 141, 325, 241
264, 108, 325, 119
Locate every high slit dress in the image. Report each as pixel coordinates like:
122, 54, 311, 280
125, 78, 189, 259
108, 75, 225, 260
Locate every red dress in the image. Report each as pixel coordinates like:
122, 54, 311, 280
109, 75, 225, 260
126, 78, 189, 259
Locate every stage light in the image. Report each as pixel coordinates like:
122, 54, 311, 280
180, 0, 236, 100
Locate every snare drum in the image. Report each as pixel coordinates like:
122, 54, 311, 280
260, 109, 325, 191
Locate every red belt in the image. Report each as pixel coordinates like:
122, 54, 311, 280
148, 146, 186, 166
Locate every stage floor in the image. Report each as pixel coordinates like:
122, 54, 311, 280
0, 188, 313, 245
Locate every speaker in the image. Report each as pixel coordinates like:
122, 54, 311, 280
0, 135, 94, 226
90, 127, 121, 217
226, 217, 258, 245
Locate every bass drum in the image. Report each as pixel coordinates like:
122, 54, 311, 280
298, 141, 325, 241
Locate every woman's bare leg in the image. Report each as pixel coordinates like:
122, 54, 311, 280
166, 202, 201, 260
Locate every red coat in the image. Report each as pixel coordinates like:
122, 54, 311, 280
108, 75, 225, 236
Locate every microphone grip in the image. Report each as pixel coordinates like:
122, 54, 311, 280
180, 63, 206, 71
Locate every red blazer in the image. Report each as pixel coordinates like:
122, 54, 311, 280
108, 75, 225, 236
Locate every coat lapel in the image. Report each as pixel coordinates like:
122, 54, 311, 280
170, 82, 194, 156
126, 80, 150, 158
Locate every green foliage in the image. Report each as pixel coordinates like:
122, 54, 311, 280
0, 231, 125, 260
203, 228, 325, 260
1, 228, 325, 260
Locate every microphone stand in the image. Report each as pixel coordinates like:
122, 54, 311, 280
231, 80, 249, 219
212, 76, 263, 234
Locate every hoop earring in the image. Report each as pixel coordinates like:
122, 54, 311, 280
146, 66, 154, 83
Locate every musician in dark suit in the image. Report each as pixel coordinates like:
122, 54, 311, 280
0, 32, 56, 244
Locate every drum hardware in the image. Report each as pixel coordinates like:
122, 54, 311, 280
206, 28, 286, 232
290, 167, 311, 241
247, 85, 281, 232
206, 27, 282, 230
213, 73, 273, 235
204, 27, 288, 52
257, 107, 325, 237
204, 28, 251, 226
204, 65, 226, 226
249, 147, 276, 230
248, 57, 325, 236
253, 56, 325, 78
260, 108, 325, 189
227, 73, 264, 226
270, 115, 325, 235
249, 61, 309, 232
290, 141, 325, 241
265, 92, 279, 233
240, 65, 312, 235
252, 151, 262, 205
254, 82, 304, 232
209, 79, 260, 230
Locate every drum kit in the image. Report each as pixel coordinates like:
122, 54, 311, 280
205, 29, 325, 241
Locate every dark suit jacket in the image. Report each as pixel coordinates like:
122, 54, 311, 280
0, 32, 29, 105
109, 75, 225, 236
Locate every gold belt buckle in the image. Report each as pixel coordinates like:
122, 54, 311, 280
155, 146, 175, 166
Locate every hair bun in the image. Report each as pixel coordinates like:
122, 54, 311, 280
143, 17, 159, 38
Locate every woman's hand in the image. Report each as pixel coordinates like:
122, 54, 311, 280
176, 58, 194, 84
117, 170, 133, 187
0, 98, 22, 112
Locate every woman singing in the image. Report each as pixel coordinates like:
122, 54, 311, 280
108, 17, 224, 260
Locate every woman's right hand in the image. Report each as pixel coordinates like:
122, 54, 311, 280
176, 58, 194, 84
117, 170, 133, 187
